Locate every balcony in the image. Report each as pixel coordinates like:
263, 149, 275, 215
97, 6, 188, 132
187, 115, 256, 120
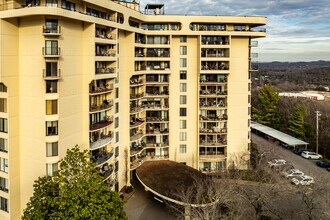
199, 127, 227, 134
130, 105, 146, 114
95, 49, 116, 57
43, 69, 60, 80
199, 114, 228, 121
200, 75, 228, 84
201, 48, 229, 58
199, 100, 227, 108
190, 23, 226, 31
250, 41, 258, 47
146, 117, 169, 122
145, 75, 169, 84
199, 151, 226, 159
95, 31, 116, 40
42, 47, 61, 58
130, 92, 144, 100
42, 26, 61, 36
99, 163, 114, 180
201, 61, 229, 71
130, 118, 145, 128
89, 84, 113, 95
93, 151, 114, 165
201, 36, 229, 45
146, 128, 169, 135
130, 78, 144, 86
145, 90, 169, 97
95, 67, 116, 75
199, 140, 227, 146
90, 116, 113, 131
90, 100, 113, 113
130, 131, 144, 141
200, 90, 227, 96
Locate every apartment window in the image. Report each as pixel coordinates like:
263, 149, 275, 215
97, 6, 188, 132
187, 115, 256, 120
61, 0, 75, 11
0, 98, 6, 113
0, 83, 7, 92
46, 142, 58, 157
46, 81, 57, 93
180, 95, 187, 104
115, 147, 119, 157
248, 94, 251, 104
180, 71, 187, 80
0, 138, 8, 153
0, 118, 8, 133
180, 35, 187, 42
116, 131, 119, 143
115, 102, 119, 113
180, 120, 186, 129
180, 46, 187, 55
180, 58, 187, 68
45, 62, 58, 77
45, 40, 59, 55
46, 163, 58, 176
179, 132, 187, 141
0, 177, 8, 193
45, 19, 58, 33
46, 121, 58, 136
115, 88, 119, 98
115, 117, 119, 128
180, 83, 187, 92
46, 0, 58, 7
179, 144, 187, 154
46, 100, 58, 115
0, 197, 8, 212
180, 108, 187, 116
0, 157, 8, 173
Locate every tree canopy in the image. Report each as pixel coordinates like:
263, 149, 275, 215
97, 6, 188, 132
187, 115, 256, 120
288, 104, 308, 140
22, 146, 127, 220
252, 84, 281, 128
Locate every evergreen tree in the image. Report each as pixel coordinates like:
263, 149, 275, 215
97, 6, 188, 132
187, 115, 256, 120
252, 84, 281, 128
288, 104, 307, 139
23, 146, 127, 220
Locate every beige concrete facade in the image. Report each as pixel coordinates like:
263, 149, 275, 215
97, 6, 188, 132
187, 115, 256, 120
0, 0, 266, 219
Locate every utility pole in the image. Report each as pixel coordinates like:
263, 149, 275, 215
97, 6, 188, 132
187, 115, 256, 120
315, 111, 321, 154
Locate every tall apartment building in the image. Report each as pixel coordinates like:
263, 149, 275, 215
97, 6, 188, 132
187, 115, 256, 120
0, 0, 266, 219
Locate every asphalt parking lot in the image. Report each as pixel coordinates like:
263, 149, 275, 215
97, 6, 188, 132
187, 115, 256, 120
252, 134, 330, 186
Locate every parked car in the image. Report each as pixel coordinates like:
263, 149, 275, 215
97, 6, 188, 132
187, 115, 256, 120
301, 151, 323, 160
316, 161, 330, 168
294, 148, 306, 155
327, 168, 330, 172
291, 175, 315, 186
282, 169, 304, 178
268, 159, 287, 168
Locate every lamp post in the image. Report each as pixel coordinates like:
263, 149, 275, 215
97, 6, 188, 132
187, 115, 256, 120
315, 111, 321, 154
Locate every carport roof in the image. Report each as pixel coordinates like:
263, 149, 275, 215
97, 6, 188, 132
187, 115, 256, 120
251, 121, 309, 146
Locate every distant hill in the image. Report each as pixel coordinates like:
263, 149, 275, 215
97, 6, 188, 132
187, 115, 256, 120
252, 61, 330, 91
258, 60, 330, 69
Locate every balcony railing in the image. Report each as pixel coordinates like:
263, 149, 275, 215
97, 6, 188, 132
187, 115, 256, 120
199, 114, 228, 121
145, 91, 169, 97
96, 67, 116, 75
43, 69, 60, 80
199, 140, 227, 146
42, 47, 61, 57
42, 26, 61, 36
89, 84, 113, 94
130, 118, 145, 127
93, 151, 114, 165
95, 49, 116, 57
199, 127, 227, 134
201, 62, 229, 71
90, 116, 114, 131
95, 33, 116, 40
146, 128, 169, 134
130, 155, 169, 170
130, 92, 144, 99
200, 90, 227, 96
146, 117, 169, 122
199, 101, 226, 108
130, 131, 144, 141
90, 100, 113, 113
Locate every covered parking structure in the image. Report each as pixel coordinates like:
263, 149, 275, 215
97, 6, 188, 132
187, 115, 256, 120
251, 121, 309, 150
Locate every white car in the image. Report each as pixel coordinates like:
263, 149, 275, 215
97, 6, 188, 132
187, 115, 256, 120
282, 169, 304, 178
301, 151, 322, 160
291, 175, 315, 186
268, 159, 287, 167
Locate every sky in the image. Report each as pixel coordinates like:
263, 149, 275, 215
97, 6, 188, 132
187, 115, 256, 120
138, 0, 330, 62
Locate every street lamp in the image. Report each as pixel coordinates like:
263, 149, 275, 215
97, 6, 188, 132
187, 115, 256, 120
315, 111, 321, 154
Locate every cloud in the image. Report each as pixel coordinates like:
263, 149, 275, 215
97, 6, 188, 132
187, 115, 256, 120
139, 0, 330, 61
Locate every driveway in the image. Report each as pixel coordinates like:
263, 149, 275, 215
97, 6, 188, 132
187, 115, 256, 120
124, 179, 176, 220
